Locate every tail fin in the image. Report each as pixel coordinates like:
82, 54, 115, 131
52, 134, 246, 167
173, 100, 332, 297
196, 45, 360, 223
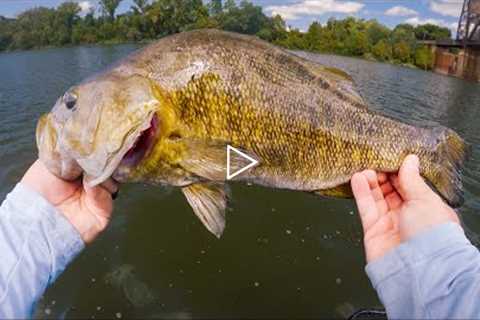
426, 127, 468, 208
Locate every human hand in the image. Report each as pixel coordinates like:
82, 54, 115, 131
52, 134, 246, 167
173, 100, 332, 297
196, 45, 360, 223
21, 160, 118, 244
351, 154, 459, 263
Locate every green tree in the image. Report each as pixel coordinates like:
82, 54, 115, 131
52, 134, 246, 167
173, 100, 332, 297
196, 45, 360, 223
366, 20, 390, 46
415, 45, 434, 70
0, 0, 452, 77
392, 24, 416, 48
393, 40, 412, 63
0, 16, 13, 50
276, 28, 306, 50
52, 2, 80, 45
372, 39, 392, 61
209, 0, 222, 15
100, 0, 122, 21
11, 7, 56, 49
257, 14, 287, 42
414, 23, 451, 40
220, 0, 267, 35
147, 0, 208, 35
345, 29, 369, 56
224, 0, 236, 12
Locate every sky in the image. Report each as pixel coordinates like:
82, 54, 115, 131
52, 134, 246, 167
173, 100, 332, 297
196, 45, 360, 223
0, 0, 464, 35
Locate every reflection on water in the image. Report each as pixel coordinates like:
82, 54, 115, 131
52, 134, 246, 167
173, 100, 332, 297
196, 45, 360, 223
0, 45, 479, 318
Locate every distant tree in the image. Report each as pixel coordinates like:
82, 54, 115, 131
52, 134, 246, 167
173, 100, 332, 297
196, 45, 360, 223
257, 14, 287, 43
304, 21, 323, 51
276, 28, 306, 50
53, 2, 80, 45
99, 0, 122, 20
0, 0, 449, 77
209, 0, 222, 15
393, 40, 412, 63
392, 23, 416, 47
415, 45, 434, 69
414, 23, 451, 40
147, 0, 208, 35
0, 16, 13, 50
220, 0, 267, 35
11, 7, 56, 49
365, 19, 390, 46
345, 29, 369, 56
372, 39, 392, 61
224, 0, 236, 12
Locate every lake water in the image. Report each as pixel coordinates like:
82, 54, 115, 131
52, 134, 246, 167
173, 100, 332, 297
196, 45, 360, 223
1, 44, 479, 319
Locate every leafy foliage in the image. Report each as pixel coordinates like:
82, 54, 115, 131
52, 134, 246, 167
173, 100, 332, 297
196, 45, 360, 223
415, 45, 434, 70
0, 0, 449, 70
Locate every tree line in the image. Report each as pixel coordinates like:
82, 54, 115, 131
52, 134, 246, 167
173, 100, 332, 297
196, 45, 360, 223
0, 0, 452, 70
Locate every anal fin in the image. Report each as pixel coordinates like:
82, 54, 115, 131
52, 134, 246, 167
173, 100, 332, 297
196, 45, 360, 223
181, 182, 228, 238
315, 183, 353, 199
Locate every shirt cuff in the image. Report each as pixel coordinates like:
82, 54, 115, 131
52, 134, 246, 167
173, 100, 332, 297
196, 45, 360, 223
365, 222, 470, 288
9, 183, 85, 280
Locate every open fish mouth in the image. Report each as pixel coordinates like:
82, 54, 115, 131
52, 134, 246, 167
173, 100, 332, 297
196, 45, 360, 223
85, 113, 158, 186
120, 114, 158, 168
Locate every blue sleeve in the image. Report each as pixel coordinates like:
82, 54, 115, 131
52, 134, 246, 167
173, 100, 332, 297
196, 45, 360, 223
0, 183, 84, 318
366, 222, 480, 319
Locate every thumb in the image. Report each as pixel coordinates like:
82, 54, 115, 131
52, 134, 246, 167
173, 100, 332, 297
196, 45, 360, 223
396, 155, 432, 201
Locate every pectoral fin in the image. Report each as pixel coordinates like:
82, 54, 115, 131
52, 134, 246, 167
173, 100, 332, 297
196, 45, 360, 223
315, 183, 353, 198
180, 139, 257, 181
181, 182, 229, 238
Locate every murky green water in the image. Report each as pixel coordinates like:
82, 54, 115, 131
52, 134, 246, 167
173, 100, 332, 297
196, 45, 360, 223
1, 44, 479, 318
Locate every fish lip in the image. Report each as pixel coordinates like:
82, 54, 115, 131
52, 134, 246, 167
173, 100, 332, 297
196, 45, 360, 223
108, 114, 158, 182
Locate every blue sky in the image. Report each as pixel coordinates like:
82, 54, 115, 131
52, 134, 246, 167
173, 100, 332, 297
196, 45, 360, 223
0, 0, 463, 34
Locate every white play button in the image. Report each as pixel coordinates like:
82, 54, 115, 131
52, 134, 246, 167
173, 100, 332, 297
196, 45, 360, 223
226, 145, 259, 180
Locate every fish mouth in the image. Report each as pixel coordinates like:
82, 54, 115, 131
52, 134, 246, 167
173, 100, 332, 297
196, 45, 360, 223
119, 114, 158, 168
85, 113, 158, 187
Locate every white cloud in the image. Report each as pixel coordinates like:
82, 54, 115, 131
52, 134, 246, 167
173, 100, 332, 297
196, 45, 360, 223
78, 1, 94, 14
265, 0, 364, 20
385, 6, 418, 17
429, 0, 462, 17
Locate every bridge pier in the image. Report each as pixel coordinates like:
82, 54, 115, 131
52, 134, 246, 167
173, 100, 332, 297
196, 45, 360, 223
421, 40, 480, 82
463, 47, 480, 81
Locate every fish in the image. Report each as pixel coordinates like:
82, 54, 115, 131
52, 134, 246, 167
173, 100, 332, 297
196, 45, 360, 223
36, 29, 467, 238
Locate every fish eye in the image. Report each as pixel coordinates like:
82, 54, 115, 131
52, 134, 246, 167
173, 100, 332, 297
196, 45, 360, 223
64, 92, 77, 110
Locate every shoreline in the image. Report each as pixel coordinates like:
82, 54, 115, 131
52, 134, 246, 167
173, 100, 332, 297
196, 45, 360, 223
0, 38, 422, 72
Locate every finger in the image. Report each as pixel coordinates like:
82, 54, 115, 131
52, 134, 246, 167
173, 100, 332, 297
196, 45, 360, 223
82, 177, 114, 217
397, 155, 432, 201
351, 172, 379, 231
377, 172, 388, 184
364, 170, 389, 214
84, 183, 114, 218
100, 178, 119, 195
380, 181, 394, 195
389, 174, 404, 198
363, 170, 384, 202
385, 191, 403, 210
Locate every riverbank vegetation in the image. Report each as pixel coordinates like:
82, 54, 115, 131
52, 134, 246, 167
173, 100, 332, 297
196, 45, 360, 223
0, 0, 451, 70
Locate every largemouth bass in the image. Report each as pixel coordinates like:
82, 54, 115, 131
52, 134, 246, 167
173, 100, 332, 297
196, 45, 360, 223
36, 29, 467, 237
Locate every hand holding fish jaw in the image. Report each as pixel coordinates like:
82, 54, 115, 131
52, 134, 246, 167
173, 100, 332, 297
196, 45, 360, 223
351, 155, 460, 263
21, 160, 119, 244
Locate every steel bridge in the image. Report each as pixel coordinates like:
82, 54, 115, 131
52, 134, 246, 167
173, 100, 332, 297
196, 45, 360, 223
457, 0, 480, 43
422, 0, 480, 81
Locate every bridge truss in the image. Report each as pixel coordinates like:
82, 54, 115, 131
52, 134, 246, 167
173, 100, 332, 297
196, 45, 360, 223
457, 0, 480, 42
